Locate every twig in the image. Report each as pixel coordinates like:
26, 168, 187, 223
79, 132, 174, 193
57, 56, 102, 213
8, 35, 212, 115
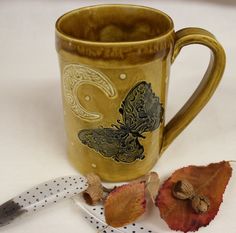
228, 160, 236, 163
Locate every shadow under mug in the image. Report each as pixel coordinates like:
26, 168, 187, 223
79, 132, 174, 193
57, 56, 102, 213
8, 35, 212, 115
55, 4, 225, 181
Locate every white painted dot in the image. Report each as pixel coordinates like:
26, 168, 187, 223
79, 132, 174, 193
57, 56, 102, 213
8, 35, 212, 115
119, 73, 127, 80
91, 163, 97, 168
84, 95, 91, 101
71, 141, 75, 146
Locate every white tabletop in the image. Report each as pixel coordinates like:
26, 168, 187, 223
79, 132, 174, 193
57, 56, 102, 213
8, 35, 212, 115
0, 0, 236, 232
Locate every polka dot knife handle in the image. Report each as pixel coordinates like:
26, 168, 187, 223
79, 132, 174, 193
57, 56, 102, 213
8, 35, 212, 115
0, 175, 88, 227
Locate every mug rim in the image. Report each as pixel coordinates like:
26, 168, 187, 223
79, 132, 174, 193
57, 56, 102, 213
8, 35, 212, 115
55, 4, 174, 46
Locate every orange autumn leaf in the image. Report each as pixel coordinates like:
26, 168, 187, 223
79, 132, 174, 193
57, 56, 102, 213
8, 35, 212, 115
104, 182, 146, 227
156, 161, 232, 232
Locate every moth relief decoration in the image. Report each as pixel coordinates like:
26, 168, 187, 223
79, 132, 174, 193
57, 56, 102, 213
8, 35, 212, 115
78, 81, 164, 163
63, 64, 117, 121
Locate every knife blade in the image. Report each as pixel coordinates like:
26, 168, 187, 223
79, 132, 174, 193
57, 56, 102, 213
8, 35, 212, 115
73, 195, 157, 233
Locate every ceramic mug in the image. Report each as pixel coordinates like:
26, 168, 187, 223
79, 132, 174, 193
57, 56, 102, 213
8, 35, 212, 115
55, 4, 225, 181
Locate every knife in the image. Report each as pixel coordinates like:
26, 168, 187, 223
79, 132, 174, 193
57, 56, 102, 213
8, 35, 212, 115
0, 176, 157, 232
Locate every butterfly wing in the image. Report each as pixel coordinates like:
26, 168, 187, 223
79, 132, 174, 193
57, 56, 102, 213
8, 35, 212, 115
120, 81, 164, 134
78, 128, 122, 158
78, 128, 144, 163
116, 132, 144, 163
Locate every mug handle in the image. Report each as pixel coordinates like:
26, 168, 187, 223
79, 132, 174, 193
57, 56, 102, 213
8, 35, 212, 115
160, 27, 226, 154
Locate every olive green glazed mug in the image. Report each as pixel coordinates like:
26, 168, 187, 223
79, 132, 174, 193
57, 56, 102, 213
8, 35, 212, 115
55, 4, 225, 181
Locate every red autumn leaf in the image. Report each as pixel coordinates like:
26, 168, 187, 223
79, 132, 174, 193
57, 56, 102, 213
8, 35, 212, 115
104, 182, 146, 227
156, 161, 232, 232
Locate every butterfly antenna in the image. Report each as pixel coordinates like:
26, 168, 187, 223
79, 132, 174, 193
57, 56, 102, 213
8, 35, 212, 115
111, 124, 119, 129
138, 133, 145, 139
117, 119, 124, 126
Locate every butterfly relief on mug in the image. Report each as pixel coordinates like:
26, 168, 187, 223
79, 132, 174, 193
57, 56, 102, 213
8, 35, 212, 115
78, 81, 164, 163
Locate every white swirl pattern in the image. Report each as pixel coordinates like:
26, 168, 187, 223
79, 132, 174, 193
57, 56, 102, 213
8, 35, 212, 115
63, 64, 117, 121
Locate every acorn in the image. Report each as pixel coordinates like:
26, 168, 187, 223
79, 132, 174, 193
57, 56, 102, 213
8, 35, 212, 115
172, 180, 195, 200
191, 195, 210, 214
83, 173, 103, 206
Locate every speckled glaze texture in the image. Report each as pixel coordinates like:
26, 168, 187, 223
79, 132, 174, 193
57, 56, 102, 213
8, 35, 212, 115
55, 5, 225, 181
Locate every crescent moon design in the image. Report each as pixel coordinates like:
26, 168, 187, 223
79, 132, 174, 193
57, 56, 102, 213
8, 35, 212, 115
63, 64, 117, 121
